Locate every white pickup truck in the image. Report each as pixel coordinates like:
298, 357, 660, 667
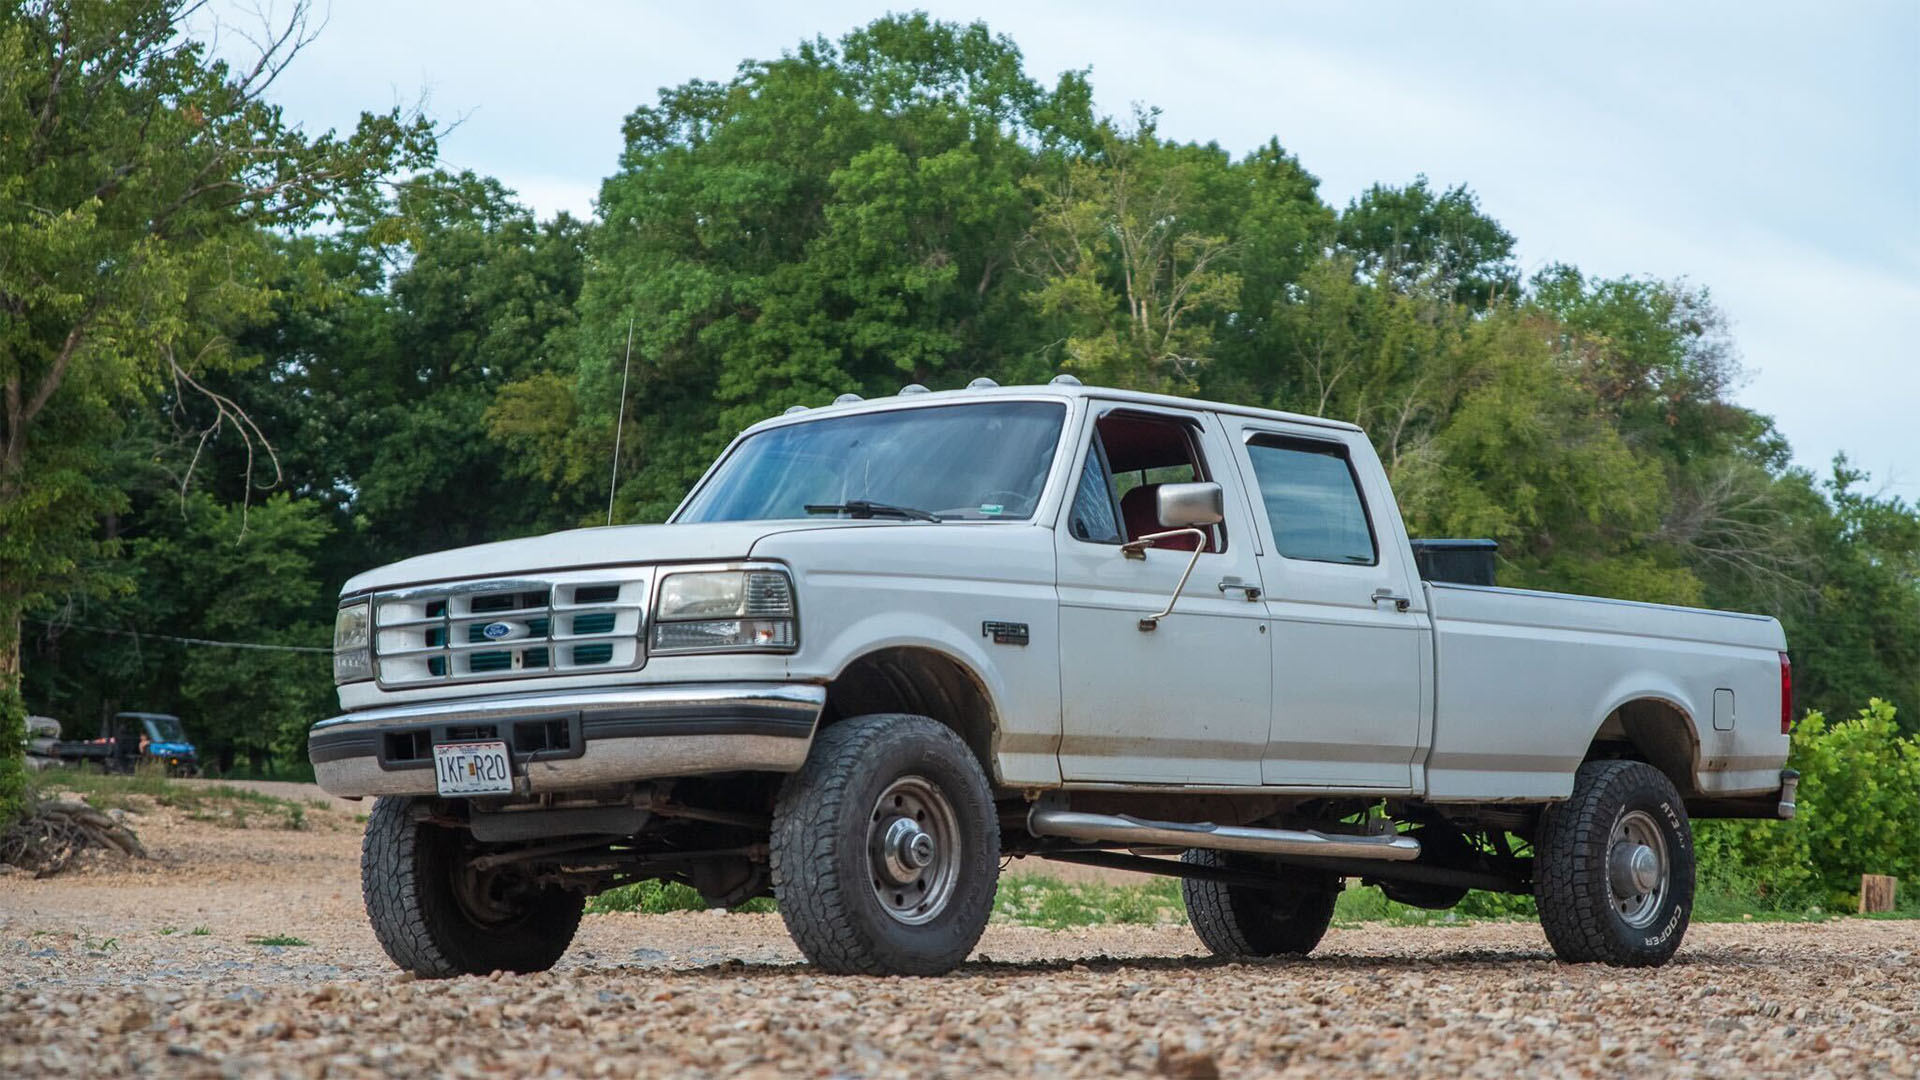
311, 379, 1797, 977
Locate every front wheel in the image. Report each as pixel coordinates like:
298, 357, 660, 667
361, 796, 584, 978
1534, 760, 1695, 967
770, 714, 999, 975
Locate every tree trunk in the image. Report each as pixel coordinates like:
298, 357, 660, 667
1860, 874, 1898, 914
0, 593, 31, 824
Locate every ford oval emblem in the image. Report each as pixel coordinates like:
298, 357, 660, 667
481, 621, 515, 640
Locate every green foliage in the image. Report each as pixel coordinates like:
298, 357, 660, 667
0, 685, 24, 823
568, 13, 1095, 522
585, 879, 776, 915
1335, 177, 1518, 307
1, 0, 430, 795
1698, 700, 1920, 910
1020, 116, 1245, 390
1331, 886, 1536, 926
991, 872, 1185, 928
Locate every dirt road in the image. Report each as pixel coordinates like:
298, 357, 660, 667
2, 797, 1914, 1078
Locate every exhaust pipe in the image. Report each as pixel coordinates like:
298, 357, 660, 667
1027, 807, 1422, 862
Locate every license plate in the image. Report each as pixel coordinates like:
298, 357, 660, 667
433, 740, 513, 796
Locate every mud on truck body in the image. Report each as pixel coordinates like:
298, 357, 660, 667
312, 380, 1797, 977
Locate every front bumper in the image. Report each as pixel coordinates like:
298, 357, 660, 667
307, 682, 827, 798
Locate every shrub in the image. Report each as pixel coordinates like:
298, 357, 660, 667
0, 685, 27, 827
1698, 699, 1920, 910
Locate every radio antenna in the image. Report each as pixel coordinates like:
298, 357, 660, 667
606, 317, 635, 526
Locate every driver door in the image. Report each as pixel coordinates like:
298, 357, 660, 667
1054, 405, 1271, 784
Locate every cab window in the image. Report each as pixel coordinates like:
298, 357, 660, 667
1244, 435, 1377, 565
1068, 411, 1224, 553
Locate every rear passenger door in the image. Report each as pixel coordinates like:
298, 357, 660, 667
1223, 419, 1428, 791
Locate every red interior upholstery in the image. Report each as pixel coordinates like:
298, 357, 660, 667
1120, 483, 1200, 551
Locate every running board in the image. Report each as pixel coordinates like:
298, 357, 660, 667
1026, 807, 1423, 862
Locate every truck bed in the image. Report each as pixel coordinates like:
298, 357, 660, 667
1422, 582, 1789, 801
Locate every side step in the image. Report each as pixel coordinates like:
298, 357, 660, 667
1026, 807, 1422, 862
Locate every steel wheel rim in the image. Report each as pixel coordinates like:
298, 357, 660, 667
1607, 809, 1670, 928
867, 775, 961, 926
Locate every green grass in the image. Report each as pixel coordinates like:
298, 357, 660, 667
585, 879, 777, 915
571, 865, 1920, 931
188, 926, 211, 936
29, 766, 315, 829
247, 934, 309, 947
992, 873, 1186, 928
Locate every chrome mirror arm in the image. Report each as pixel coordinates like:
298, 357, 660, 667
1119, 528, 1209, 631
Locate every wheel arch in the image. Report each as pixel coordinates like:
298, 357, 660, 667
822, 645, 1003, 785
1584, 693, 1703, 797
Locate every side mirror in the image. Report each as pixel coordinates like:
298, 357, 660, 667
1121, 481, 1225, 632
1157, 482, 1223, 528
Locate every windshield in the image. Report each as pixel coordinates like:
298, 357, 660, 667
140, 716, 186, 743
679, 401, 1067, 523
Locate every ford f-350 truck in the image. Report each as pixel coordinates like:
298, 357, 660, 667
311, 380, 1796, 977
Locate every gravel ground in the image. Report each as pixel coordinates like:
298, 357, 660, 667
2, 795, 1915, 1078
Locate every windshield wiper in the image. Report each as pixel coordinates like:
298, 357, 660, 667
804, 500, 943, 523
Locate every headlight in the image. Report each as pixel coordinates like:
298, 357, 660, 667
334, 600, 372, 684
651, 569, 798, 653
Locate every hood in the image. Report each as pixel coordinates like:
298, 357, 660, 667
341, 521, 843, 596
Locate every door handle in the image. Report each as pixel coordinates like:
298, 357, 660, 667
1217, 579, 1262, 601
1371, 588, 1411, 612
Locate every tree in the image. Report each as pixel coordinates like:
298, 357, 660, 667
556, 14, 1094, 522
1018, 116, 1244, 391
0, 0, 432, 817
1336, 177, 1517, 307
230, 171, 589, 572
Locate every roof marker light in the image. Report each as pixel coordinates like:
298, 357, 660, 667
783, 405, 809, 415
899, 383, 930, 395
833, 393, 864, 405
1050, 374, 1083, 386
967, 377, 999, 389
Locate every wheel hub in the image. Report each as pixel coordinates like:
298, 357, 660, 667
879, 817, 938, 881
1607, 809, 1670, 928
867, 775, 961, 926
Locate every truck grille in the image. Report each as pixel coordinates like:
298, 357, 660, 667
371, 573, 647, 688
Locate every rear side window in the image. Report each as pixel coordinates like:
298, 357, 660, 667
1245, 437, 1377, 565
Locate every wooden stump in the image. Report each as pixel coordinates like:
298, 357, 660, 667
1859, 874, 1898, 914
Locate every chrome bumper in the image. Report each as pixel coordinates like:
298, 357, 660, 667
307, 682, 827, 798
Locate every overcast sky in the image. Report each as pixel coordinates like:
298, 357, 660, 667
235, 1, 1919, 499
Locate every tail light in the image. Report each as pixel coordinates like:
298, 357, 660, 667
1779, 653, 1794, 735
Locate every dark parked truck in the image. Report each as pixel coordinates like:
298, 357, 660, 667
311, 380, 1796, 978
31, 712, 202, 777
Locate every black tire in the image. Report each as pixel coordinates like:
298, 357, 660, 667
1534, 760, 1694, 967
1181, 849, 1340, 958
770, 714, 999, 975
361, 796, 584, 978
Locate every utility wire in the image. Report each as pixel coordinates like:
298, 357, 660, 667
26, 619, 331, 655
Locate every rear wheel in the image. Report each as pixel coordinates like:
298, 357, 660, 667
361, 796, 584, 978
770, 714, 999, 975
1534, 760, 1694, 967
1181, 849, 1340, 958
